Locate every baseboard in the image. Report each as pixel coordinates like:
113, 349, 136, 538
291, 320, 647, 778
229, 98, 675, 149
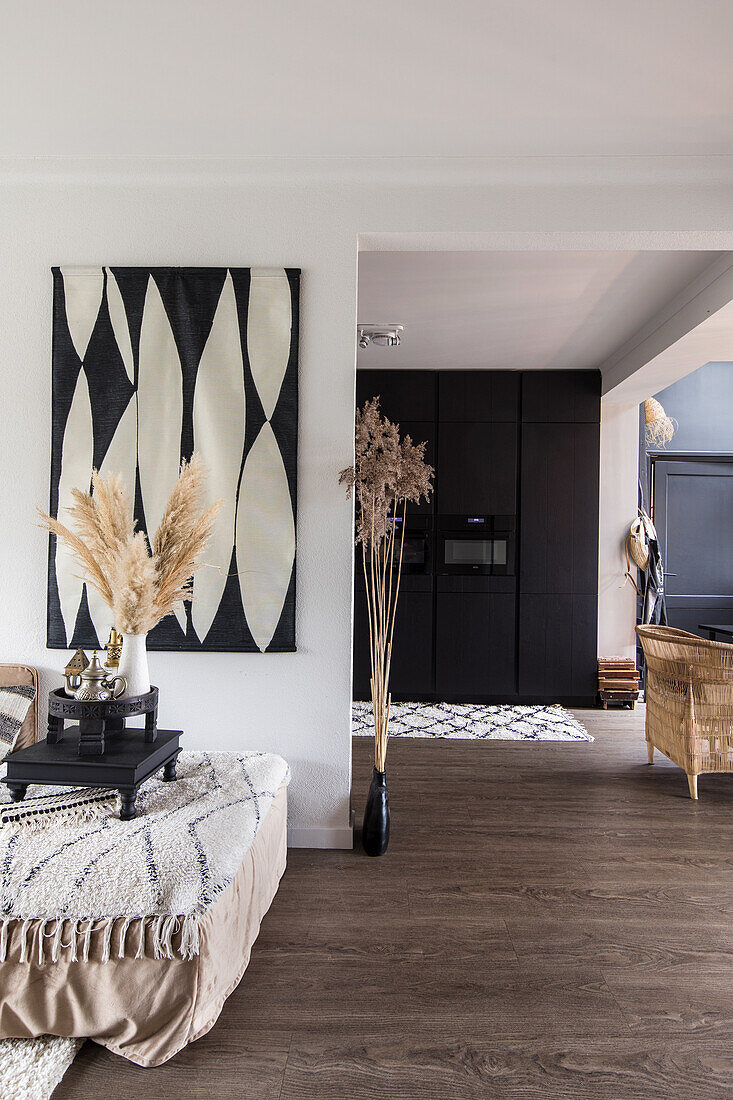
288, 812, 355, 850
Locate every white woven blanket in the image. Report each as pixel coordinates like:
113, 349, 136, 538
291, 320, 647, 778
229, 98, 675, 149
0, 751, 289, 963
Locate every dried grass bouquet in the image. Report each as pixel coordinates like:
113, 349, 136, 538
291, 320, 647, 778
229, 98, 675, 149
39, 454, 222, 636
340, 398, 433, 771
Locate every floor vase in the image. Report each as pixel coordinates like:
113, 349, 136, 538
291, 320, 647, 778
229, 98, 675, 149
362, 767, 390, 856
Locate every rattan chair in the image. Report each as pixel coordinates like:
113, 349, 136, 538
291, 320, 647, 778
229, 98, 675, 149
637, 624, 733, 799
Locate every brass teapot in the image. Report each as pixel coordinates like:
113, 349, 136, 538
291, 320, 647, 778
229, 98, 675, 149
73, 651, 126, 702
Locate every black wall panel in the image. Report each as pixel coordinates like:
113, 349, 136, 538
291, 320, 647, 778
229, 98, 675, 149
436, 588, 516, 697
353, 368, 600, 704
356, 369, 436, 422
520, 421, 600, 595
353, 578, 434, 701
518, 594, 597, 698
439, 371, 519, 422
522, 370, 601, 423
437, 422, 517, 514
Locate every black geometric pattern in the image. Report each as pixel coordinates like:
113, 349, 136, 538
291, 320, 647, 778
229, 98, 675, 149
48, 267, 299, 653
0, 685, 36, 755
0, 751, 290, 936
352, 702, 593, 741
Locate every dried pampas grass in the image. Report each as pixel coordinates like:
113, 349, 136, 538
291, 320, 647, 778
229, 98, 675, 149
109, 531, 158, 635
38, 454, 222, 635
151, 454, 222, 620
38, 514, 114, 607
340, 397, 434, 771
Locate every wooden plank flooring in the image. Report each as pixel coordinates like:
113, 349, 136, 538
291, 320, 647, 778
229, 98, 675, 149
57, 707, 733, 1098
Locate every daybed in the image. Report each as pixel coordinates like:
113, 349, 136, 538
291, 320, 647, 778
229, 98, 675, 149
0, 674, 288, 1066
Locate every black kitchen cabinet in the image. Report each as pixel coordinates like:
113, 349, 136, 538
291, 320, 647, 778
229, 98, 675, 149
353, 578, 434, 701
439, 371, 519, 422
437, 422, 517, 514
435, 577, 516, 698
520, 421, 600, 594
356, 369, 436, 423
522, 370, 601, 423
518, 371, 600, 702
518, 594, 597, 700
352, 367, 601, 705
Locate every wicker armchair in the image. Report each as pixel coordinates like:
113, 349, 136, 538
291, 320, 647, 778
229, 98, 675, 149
637, 624, 733, 799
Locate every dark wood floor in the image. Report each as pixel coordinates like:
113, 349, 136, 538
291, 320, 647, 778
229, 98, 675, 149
57, 707, 733, 1098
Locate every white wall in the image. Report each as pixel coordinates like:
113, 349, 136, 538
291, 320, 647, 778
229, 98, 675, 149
0, 157, 731, 844
598, 400, 640, 659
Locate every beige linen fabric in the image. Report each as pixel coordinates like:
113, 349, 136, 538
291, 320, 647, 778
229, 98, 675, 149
0, 782, 287, 1066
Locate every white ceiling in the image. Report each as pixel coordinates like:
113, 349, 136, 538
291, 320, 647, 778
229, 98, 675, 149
2, 1, 733, 156
357, 251, 725, 372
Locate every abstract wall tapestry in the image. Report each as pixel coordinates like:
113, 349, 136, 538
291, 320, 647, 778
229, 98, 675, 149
48, 267, 299, 652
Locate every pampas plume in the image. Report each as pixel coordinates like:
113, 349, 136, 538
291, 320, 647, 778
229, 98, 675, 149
39, 455, 223, 635
152, 455, 223, 619
37, 514, 114, 606
340, 398, 434, 772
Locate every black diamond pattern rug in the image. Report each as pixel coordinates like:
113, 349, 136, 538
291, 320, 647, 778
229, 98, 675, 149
352, 702, 593, 741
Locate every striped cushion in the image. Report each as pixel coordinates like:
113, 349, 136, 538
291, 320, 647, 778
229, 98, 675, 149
0, 686, 36, 760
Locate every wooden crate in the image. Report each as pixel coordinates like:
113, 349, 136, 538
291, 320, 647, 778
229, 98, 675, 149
598, 657, 639, 709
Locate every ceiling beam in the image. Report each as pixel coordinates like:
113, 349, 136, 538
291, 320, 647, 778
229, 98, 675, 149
602, 252, 733, 402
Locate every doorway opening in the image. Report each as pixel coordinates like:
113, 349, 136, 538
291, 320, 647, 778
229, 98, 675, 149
351, 244, 732, 732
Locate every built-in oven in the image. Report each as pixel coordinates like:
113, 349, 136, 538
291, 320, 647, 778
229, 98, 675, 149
390, 514, 433, 575
437, 515, 515, 575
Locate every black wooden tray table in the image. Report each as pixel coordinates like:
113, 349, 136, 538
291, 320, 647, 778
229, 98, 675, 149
3, 728, 182, 820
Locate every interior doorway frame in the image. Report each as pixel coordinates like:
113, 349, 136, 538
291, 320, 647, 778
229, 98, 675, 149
352, 234, 733, 701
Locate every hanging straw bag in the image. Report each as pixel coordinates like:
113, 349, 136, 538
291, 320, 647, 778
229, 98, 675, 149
623, 509, 657, 592
628, 514, 650, 571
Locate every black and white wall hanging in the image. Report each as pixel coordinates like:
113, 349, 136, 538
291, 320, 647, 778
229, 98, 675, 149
48, 267, 299, 652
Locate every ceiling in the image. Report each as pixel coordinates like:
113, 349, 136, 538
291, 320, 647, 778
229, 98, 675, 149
2, 1, 733, 156
357, 250, 724, 372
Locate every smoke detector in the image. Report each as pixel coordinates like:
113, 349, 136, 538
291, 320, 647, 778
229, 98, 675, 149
357, 324, 403, 350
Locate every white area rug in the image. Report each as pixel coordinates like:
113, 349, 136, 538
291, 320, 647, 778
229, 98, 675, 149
353, 702, 593, 741
0, 1035, 81, 1100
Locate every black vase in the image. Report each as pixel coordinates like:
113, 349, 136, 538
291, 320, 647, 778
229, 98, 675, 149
362, 767, 390, 856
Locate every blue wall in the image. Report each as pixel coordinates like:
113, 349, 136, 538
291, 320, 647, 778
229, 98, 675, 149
639, 361, 733, 511
647, 362, 733, 453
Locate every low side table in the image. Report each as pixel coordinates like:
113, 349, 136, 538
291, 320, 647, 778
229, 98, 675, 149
3, 728, 182, 820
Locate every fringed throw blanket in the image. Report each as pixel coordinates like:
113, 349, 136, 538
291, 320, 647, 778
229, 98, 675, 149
0, 751, 289, 965
0, 787, 118, 832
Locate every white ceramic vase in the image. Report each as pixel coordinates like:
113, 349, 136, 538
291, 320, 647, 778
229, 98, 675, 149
117, 633, 150, 697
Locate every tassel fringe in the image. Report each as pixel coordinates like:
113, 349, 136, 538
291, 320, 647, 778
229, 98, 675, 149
101, 918, 114, 963
18, 919, 30, 963
0, 796, 118, 835
118, 916, 131, 959
51, 918, 65, 963
135, 919, 146, 960
82, 921, 92, 962
180, 913, 200, 960
0, 912, 202, 964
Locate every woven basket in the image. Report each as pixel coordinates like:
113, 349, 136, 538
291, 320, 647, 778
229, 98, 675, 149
644, 397, 665, 425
